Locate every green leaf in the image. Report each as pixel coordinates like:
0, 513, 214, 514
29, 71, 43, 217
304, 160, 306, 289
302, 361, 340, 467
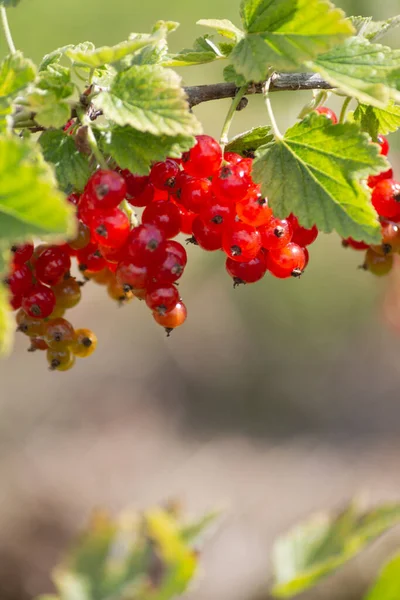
0, 135, 75, 243
350, 15, 400, 42
0, 283, 13, 356
0, 51, 36, 98
39, 45, 73, 71
65, 35, 161, 68
197, 18, 244, 41
308, 38, 400, 108
252, 113, 388, 243
364, 553, 400, 600
226, 126, 273, 156
230, 0, 353, 82
271, 501, 400, 598
99, 126, 194, 175
354, 101, 400, 137
163, 36, 227, 67
0, 99, 12, 133
223, 64, 247, 86
39, 130, 92, 192
93, 65, 201, 136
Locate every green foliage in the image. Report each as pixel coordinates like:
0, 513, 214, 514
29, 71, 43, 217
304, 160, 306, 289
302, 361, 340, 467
252, 113, 387, 243
197, 18, 244, 41
354, 101, 400, 138
226, 126, 273, 156
164, 36, 228, 67
271, 501, 400, 597
65, 35, 163, 68
364, 554, 400, 600
351, 14, 400, 42
0, 51, 36, 98
39, 130, 92, 192
229, 0, 353, 82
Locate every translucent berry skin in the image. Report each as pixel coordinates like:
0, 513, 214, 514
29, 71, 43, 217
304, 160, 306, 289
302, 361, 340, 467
236, 188, 273, 227
368, 168, 394, 189
177, 204, 196, 235
212, 163, 250, 203
34, 245, 71, 286
120, 170, 148, 198
126, 224, 165, 264
145, 282, 180, 315
47, 348, 76, 371
268, 242, 307, 273
67, 192, 80, 206
68, 220, 91, 251
126, 182, 155, 208
222, 221, 262, 262
91, 207, 130, 249
98, 243, 126, 264
44, 318, 76, 350
225, 252, 267, 284
179, 177, 213, 213
16, 309, 45, 337
29, 338, 49, 352
191, 216, 222, 251
316, 106, 338, 123
288, 215, 319, 246
10, 293, 22, 311
200, 198, 236, 232
371, 179, 400, 218
377, 134, 389, 156
116, 259, 150, 291
152, 300, 187, 333
51, 277, 81, 309
182, 135, 222, 178
77, 243, 106, 273
260, 217, 293, 250
265, 253, 293, 279
149, 242, 186, 284
363, 248, 393, 276
150, 159, 180, 191
342, 237, 369, 250
85, 169, 126, 210
22, 284, 56, 318
161, 240, 187, 267
223, 152, 243, 166
72, 328, 97, 358
5, 263, 33, 297
142, 200, 181, 239
11, 242, 34, 265
77, 191, 99, 226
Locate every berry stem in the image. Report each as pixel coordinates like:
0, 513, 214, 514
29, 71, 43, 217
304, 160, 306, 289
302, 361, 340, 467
85, 124, 108, 170
297, 90, 329, 119
0, 6, 16, 55
263, 76, 282, 140
219, 85, 248, 149
339, 96, 352, 124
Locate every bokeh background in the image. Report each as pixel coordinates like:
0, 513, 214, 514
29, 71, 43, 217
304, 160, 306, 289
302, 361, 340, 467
1, 0, 400, 598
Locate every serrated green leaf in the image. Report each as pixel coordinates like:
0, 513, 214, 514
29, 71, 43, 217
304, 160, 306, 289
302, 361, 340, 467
39, 130, 91, 192
226, 126, 273, 156
0, 284, 13, 356
0, 51, 36, 98
252, 113, 387, 243
93, 65, 201, 137
364, 553, 400, 600
197, 18, 244, 41
66, 35, 161, 68
223, 64, 247, 86
0, 135, 75, 243
37, 101, 71, 128
99, 126, 195, 175
272, 502, 400, 598
39, 45, 73, 71
230, 0, 353, 81
308, 38, 400, 108
354, 101, 400, 138
163, 35, 227, 67
350, 15, 400, 42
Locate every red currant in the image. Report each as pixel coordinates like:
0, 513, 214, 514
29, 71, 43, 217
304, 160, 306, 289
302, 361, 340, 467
260, 217, 292, 250
179, 177, 213, 213
52, 277, 82, 309
200, 197, 235, 232
371, 179, 400, 218
212, 163, 250, 203
149, 242, 186, 284
142, 200, 181, 239
116, 258, 150, 291
44, 317, 76, 350
76, 243, 106, 273
236, 187, 273, 227
222, 221, 262, 262
191, 216, 222, 251
150, 159, 180, 191
126, 224, 165, 264
120, 170, 148, 198
85, 169, 126, 210
152, 300, 187, 335
342, 237, 369, 250
91, 207, 130, 248
22, 283, 56, 318
223, 152, 243, 165
67, 192, 80, 206
362, 248, 393, 276
5, 263, 33, 297
368, 168, 394, 189
145, 282, 180, 315
161, 240, 187, 267
225, 252, 267, 285
182, 135, 222, 178
35, 245, 71, 286
126, 182, 155, 208
316, 106, 338, 123
377, 134, 389, 156
68, 220, 91, 251
288, 215, 318, 246
268, 242, 307, 276
98, 243, 126, 264
177, 204, 196, 235
11, 242, 33, 265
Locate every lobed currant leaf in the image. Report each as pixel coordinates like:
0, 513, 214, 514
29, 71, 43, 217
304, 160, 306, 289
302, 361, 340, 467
0, 51, 36, 98
223, 64, 247, 86
0, 135, 76, 243
354, 100, 400, 137
272, 501, 400, 598
99, 126, 195, 175
350, 14, 400, 42
197, 18, 244, 42
39, 130, 92, 193
93, 65, 201, 137
364, 554, 400, 600
226, 126, 273, 156
252, 113, 388, 243
229, 0, 354, 82
27, 91, 71, 128
39, 45, 74, 71
163, 36, 228, 67
308, 37, 400, 108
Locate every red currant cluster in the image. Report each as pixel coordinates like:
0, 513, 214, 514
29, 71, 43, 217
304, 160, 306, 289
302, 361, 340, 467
5, 242, 97, 371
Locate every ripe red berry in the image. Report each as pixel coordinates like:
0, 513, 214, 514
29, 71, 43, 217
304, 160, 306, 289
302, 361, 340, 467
11, 242, 33, 265
223, 152, 243, 166
98, 243, 126, 264
35, 245, 71, 286
145, 282, 180, 315
342, 237, 369, 250
116, 258, 150, 291
91, 207, 130, 248
22, 283, 56, 318
10, 293, 23, 310
126, 224, 165, 264
5, 263, 33, 297
200, 197, 235, 232
126, 182, 155, 208
67, 192, 80, 206
85, 169, 126, 210
268, 242, 307, 276
222, 221, 262, 262
76, 243, 106, 273
150, 159, 180, 191
142, 200, 181, 239
265, 253, 294, 279
260, 217, 292, 250
316, 106, 338, 123
371, 179, 400, 218
225, 252, 267, 285
161, 240, 187, 267
152, 300, 187, 335
120, 170, 148, 198
377, 134, 389, 156
368, 168, 394, 189
212, 163, 250, 203
288, 215, 319, 246
182, 135, 222, 178
149, 242, 186, 284
236, 187, 273, 227
191, 216, 222, 251
77, 191, 101, 226
179, 177, 213, 213
177, 204, 196, 235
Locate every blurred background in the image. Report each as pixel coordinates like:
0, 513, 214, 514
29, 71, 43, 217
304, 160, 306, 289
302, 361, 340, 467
1, 0, 400, 598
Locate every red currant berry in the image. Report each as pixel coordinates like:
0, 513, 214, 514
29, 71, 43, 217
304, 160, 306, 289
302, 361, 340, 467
265, 253, 293, 279
288, 215, 318, 246
223, 152, 243, 165
316, 106, 338, 123
368, 168, 394, 189
28, 338, 49, 352
150, 159, 180, 191
371, 179, 400, 218
68, 220, 91, 251
191, 216, 222, 251
342, 237, 369, 250
35, 245, 71, 286
179, 177, 213, 213
10, 293, 23, 310
91, 207, 130, 248
161, 240, 187, 267
145, 282, 180, 315
98, 243, 126, 264
77, 191, 101, 225
142, 200, 181, 239
182, 135, 222, 178
171, 171, 192, 201
126, 224, 165, 264
177, 204, 196, 235
67, 192, 80, 206
11, 242, 34, 265
222, 221, 262, 262
377, 134, 389, 156
85, 169, 126, 210
116, 259, 150, 291
152, 300, 187, 335
362, 248, 393, 276
126, 182, 155, 208
22, 283, 56, 318
260, 217, 292, 250
200, 197, 235, 232
236, 187, 273, 227
44, 317, 76, 350
268, 242, 307, 276
5, 263, 33, 296
225, 252, 267, 285
52, 277, 82, 309
212, 163, 250, 203
76, 243, 106, 273
149, 242, 186, 284
120, 170, 148, 197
